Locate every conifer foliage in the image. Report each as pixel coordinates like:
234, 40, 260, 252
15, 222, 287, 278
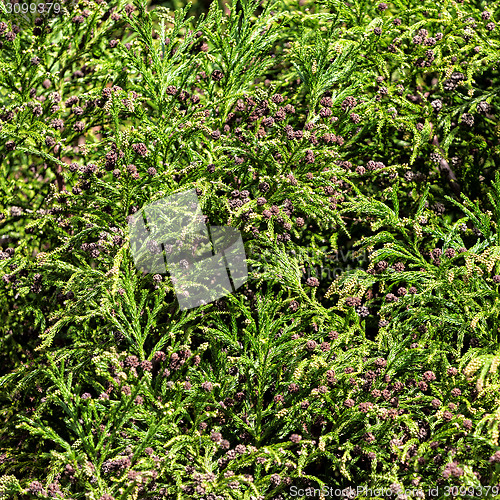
0, 0, 500, 497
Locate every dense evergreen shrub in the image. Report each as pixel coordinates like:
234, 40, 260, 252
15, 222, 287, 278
0, 0, 499, 497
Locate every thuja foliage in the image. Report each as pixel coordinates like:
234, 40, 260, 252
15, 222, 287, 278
0, 0, 500, 497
